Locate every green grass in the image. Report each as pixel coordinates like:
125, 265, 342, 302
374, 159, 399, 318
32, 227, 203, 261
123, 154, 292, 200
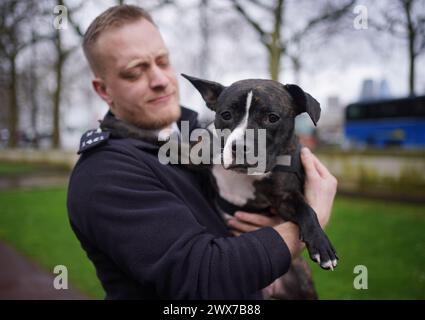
0, 162, 70, 176
0, 186, 424, 299
0, 162, 45, 176
305, 196, 425, 299
0, 188, 104, 299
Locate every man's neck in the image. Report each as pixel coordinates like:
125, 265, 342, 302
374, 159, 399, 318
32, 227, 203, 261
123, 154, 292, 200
100, 111, 179, 143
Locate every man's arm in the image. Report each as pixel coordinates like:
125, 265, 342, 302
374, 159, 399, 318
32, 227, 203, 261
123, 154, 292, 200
68, 146, 293, 299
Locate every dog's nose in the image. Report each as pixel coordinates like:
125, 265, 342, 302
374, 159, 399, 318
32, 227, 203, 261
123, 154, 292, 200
231, 141, 251, 155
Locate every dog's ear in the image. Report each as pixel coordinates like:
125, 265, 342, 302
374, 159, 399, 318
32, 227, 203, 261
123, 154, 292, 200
181, 74, 225, 111
283, 84, 321, 126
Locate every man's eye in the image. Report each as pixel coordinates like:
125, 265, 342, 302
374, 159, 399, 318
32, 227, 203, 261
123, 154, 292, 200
221, 111, 232, 121
123, 72, 140, 80
158, 58, 169, 67
268, 113, 280, 123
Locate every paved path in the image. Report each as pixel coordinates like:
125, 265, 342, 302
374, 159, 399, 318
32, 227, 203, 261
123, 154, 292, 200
0, 241, 88, 299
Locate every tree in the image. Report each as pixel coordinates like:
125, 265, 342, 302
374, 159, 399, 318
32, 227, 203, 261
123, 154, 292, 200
50, 0, 84, 148
0, 0, 39, 147
230, 0, 355, 81
370, 0, 425, 95
19, 31, 42, 148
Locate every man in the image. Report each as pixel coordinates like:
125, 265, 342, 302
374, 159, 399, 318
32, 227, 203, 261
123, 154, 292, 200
67, 5, 337, 299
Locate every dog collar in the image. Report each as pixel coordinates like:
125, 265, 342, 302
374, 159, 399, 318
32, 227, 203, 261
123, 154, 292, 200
272, 143, 305, 182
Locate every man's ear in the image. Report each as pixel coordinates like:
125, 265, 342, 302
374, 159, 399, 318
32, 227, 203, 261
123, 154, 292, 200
283, 84, 321, 126
181, 73, 225, 111
92, 78, 113, 105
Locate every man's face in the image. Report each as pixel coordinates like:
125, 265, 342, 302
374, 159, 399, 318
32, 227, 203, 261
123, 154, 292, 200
92, 19, 181, 129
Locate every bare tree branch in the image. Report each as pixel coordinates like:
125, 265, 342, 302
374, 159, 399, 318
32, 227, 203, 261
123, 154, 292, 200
67, 3, 85, 37
289, 0, 356, 44
147, 0, 174, 11
246, 0, 274, 12
231, 0, 269, 47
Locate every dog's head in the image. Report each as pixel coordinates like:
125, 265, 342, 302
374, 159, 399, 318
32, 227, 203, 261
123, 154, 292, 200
182, 74, 321, 173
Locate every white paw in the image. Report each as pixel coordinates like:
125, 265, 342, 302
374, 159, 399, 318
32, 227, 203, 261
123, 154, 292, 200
320, 260, 334, 270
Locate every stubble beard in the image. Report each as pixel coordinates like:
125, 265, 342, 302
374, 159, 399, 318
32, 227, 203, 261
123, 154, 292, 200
134, 103, 181, 130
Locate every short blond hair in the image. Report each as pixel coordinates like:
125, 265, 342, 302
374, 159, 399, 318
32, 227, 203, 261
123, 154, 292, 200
83, 5, 155, 75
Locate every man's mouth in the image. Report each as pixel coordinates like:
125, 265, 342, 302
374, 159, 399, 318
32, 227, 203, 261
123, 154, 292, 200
148, 92, 174, 104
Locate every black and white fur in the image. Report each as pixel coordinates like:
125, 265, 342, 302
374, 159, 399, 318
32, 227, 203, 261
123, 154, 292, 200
181, 74, 338, 271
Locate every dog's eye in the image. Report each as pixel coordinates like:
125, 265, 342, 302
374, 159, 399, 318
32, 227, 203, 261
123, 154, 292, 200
221, 111, 232, 121
268, 113, 280, 123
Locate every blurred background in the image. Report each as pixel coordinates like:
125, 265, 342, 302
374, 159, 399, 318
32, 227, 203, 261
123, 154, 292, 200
0, 0, 424, 300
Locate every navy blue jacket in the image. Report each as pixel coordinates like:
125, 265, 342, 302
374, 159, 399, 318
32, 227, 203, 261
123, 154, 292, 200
67, 107, 291, 300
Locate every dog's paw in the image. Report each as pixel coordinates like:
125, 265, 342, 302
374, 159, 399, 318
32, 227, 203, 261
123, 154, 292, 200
305, 232, 338, 271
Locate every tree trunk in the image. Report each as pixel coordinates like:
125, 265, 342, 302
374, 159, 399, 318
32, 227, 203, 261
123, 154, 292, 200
29, 65, 40, 148
29, 32, 39, 148
268, 0, 284, 81
52, 28, 63, 149
404, 0, 416, 95
8, 54, 18, 148
269, 45, 282, 81
408, 40, 416, 96
199, 0, 210, 78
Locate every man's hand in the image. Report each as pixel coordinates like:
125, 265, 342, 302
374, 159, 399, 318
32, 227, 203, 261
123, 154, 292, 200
226, 210, 304, 257
227, 211, 284, 237
300, 147, 338, 229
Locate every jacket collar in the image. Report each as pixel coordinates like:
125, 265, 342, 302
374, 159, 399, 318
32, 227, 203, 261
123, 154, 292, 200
113, 106, 199, 152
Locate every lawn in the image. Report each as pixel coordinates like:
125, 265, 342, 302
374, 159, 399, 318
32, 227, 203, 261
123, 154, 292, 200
0, 187, 104, 299
0, 187, 424, 299
0, 162, 70, 176
305, 196, 425, 299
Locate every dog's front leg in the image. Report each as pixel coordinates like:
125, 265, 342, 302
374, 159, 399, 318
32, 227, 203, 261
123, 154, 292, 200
277, 194, 338, 270
296, 200, 338, 270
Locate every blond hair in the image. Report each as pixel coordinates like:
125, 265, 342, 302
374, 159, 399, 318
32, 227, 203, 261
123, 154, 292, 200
83, 5, 155, 75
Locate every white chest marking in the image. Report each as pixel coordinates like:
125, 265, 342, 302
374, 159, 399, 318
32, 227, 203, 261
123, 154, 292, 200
222, 91, 253, 168
212, 164, 270, 206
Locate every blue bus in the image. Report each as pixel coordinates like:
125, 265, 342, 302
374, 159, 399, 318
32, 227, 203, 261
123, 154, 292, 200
344, 95, 425, 148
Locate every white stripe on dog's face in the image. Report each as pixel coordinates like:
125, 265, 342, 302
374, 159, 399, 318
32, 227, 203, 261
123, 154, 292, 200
223, 90, 253, 168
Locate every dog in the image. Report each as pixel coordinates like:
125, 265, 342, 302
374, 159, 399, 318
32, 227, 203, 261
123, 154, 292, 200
180, 74, 338, 272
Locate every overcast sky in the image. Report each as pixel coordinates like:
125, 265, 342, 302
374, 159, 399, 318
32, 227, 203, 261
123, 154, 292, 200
53, 0, 424, 149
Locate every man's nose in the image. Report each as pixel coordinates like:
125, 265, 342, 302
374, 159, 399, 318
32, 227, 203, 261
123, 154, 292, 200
149, 65, 169, 90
